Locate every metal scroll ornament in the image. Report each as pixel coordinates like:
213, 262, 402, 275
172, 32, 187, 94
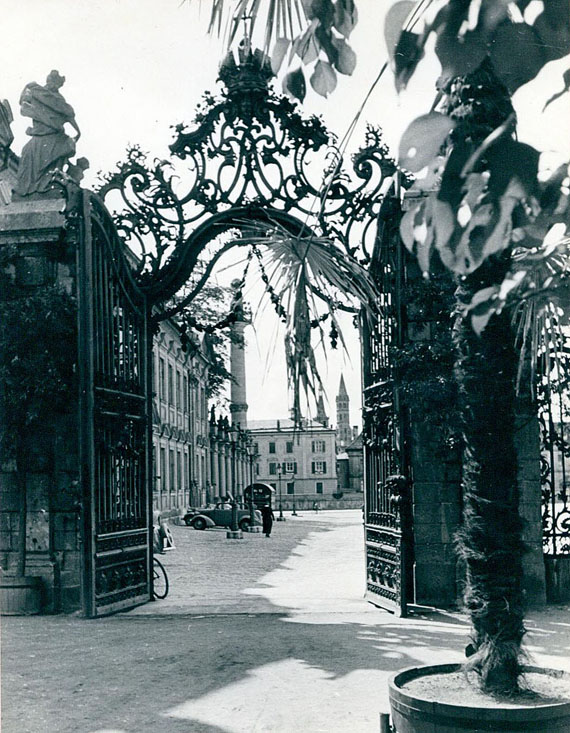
97, 41, 399, 303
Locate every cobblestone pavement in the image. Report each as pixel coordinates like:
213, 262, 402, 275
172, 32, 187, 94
2, 510, 570, 733
132, 509, 374, 616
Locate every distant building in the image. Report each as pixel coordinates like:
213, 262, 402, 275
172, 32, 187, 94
152, 321, 252, 513
152, 320, 210, 511
346, 432, 364, 492
335, 374, 353, 448
248, 418, 337, 507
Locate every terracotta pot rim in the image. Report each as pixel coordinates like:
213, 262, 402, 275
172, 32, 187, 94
389, 663, 570, 716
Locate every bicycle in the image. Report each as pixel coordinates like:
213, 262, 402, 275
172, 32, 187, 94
152, 556, 169, 599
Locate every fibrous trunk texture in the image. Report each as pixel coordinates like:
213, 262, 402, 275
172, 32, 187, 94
454, 256, 526, 694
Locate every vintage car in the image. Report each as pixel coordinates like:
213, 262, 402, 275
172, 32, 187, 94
183, 502, 262, 531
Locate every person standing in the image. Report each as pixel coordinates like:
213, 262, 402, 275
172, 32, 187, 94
260, 503, 275, 538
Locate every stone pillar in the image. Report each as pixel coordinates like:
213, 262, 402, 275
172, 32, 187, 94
218, 446, 224, 499
229, 288, 249, 427
211, 441, 219, 497
515, 402, 547, 606
410, 424, 462, 608
0, 198, 80, 613
224, 447, 231, 498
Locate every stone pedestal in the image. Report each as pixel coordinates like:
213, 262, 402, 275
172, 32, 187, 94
410, 425, 462, 609
226, 530, 243, 540
515, 407, 547, 606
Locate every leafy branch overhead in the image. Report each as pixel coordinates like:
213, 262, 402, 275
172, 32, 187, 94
390, 2, 570, 298
194, 0, 358, 99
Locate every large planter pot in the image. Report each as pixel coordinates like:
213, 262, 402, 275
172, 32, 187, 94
0, 574, 43, 615
389, 663, 570, 732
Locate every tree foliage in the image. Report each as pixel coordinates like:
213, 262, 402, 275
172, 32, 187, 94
0, 255, 77, 456
175, 283, 243, 403
194, 0, 358, 99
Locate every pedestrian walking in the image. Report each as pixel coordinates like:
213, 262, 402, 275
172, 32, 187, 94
260, 503, 275, 537
313, 501, 320, 513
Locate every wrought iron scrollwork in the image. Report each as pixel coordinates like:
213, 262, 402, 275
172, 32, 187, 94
97, 43, 399, 298
539, 405, 570, 555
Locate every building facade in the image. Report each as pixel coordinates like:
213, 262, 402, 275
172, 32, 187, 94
248, 418, 337, 508
152, 320, 210, 512
152, 322, 252, 513
337, 433, 364, 493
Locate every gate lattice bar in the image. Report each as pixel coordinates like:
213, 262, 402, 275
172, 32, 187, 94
362, 191, 413, 616
78, 191, 152, 617
540, 390, 570, 557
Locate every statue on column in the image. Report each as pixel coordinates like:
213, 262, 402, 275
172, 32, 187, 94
15, 70, 81, 197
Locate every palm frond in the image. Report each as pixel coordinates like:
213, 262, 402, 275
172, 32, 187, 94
239, 221, 379, 422
193, 0, 307, 53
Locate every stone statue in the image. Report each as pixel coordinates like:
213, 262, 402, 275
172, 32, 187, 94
15, 70, 80, 197
66, 156, 90, 185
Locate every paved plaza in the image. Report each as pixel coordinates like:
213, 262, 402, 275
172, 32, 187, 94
2, 510, 570, 733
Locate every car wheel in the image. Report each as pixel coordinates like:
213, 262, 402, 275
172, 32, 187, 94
192, 517, 207, 530
239, 518, 251, 531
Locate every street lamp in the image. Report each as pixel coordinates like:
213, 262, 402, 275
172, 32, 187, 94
246, 437, 257, 529
291, 473, 299, 516
277, 464, 285, 521
226, 424, 242, 539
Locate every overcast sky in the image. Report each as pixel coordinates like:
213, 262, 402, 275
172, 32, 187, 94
2, 0, 569, 428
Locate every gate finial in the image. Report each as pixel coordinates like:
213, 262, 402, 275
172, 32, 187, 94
218, 44, 273, 99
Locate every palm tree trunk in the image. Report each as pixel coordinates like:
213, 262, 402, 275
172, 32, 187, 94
454, 253, 526, 694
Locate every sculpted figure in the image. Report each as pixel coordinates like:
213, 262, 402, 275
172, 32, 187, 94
15, 70, 80, 197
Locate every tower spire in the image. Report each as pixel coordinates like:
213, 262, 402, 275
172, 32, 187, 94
316, 390, 328, 427
336, 373, 351, 448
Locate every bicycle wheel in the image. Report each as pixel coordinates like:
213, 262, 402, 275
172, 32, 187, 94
153, 557, 169, 599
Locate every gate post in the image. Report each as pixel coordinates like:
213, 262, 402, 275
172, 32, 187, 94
0, 196, 81, 613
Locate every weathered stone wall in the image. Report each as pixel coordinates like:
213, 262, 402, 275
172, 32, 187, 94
515, 406, 547, 606
410, 403, 546, 610
0, 198, 81, 613
410, 424, 462, 608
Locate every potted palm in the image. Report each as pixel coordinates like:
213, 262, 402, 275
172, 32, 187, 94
386, 1, 570, 728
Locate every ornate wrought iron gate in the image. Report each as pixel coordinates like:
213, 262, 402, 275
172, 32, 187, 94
362, 191, 413, 616
78, 191, 152, 617
88, 43, 402, 616
540, 378, 570, 557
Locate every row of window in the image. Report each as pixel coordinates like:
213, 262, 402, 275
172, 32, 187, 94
157, 356, 207, 418
269, 481, 324, 494
261, 439, 327, 454
268, 461, 327, 475
153, 445, 206, 493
